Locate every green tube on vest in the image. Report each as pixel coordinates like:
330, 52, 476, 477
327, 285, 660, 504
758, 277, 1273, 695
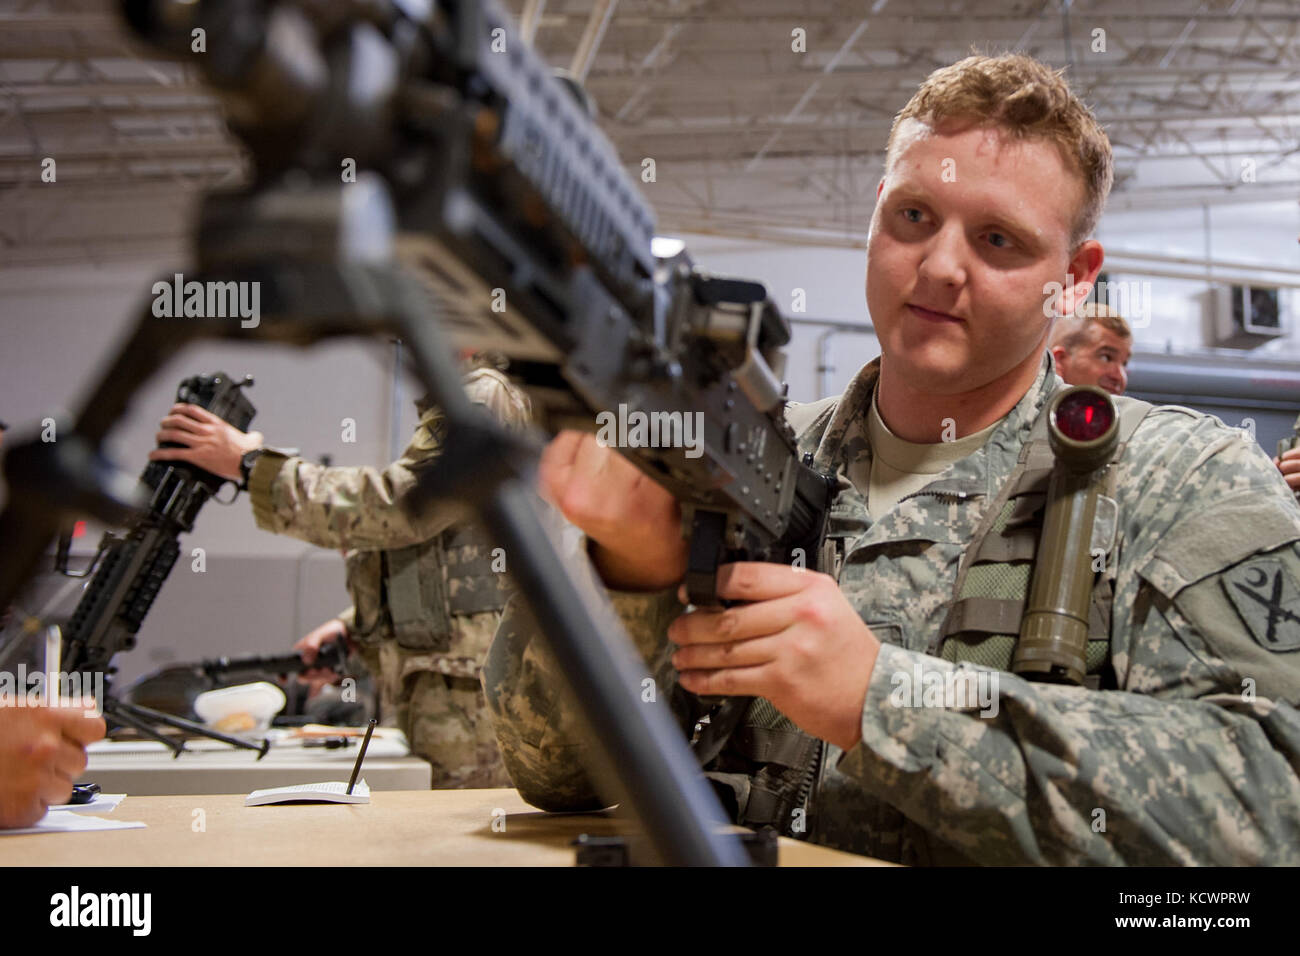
1012, 386, 1119, 686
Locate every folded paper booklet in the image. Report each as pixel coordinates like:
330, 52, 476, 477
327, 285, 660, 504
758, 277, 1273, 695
245, 780, 370, 806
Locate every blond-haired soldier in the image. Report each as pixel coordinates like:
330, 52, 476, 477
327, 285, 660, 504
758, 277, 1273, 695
485, 54, 1300, 864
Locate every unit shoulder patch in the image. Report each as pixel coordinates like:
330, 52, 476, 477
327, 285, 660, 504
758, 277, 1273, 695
1222, 558, 1300, 652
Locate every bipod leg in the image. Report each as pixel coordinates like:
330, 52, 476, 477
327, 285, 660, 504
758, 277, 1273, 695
114, 698, 271, 758
103, 697, 186, 757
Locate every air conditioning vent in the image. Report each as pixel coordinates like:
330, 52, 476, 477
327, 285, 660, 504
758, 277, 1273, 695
1208, 284, 1285, 348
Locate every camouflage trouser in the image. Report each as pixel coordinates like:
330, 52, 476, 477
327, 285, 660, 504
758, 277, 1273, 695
395, 670, 512, 789
359, 642, 510, 789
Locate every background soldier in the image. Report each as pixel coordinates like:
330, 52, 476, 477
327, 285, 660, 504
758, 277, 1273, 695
150, 355, 531, 787
1048, 302, 1132, 396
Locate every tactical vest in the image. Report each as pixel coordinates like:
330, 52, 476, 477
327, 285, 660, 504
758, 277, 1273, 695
383, 521, 512, 651
698, 392, 1153, 838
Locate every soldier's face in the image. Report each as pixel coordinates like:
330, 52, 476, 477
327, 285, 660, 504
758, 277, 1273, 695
1055, 324, 1132, 395
866, 121, 1100, 397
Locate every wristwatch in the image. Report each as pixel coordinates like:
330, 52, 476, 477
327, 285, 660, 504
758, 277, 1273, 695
239, 448, 266, 490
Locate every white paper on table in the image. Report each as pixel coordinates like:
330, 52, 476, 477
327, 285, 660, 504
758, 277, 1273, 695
48, 793, 126, 814
1, 811, 146, 836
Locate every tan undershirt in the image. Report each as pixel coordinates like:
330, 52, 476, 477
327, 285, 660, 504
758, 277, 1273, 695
858, 393, 1000, 516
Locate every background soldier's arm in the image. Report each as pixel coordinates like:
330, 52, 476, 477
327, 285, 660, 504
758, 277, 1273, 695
248, 372, 528, 551
246, 412, 455, 550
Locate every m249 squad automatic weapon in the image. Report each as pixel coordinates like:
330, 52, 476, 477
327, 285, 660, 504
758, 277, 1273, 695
123, 640, 350, 725
120, 0, 838, 607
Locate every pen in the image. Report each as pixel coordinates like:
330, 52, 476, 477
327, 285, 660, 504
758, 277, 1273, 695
45, 626, 60, 707
346, 719, 377, 796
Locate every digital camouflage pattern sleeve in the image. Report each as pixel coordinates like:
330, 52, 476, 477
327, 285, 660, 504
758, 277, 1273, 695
246, 367, 532, 551
481, 499, 691, 812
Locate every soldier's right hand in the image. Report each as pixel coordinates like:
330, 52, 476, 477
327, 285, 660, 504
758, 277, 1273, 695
0, 703, 106, 828
1275, 447, 1300, 491
538, 431, 687, 591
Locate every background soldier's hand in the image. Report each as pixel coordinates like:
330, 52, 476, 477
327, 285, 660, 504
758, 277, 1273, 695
294, 618, 352, 699
1274, 448, 1300, 492
669, 563, 881, 752
148, 403, 263, 481
0, 704, 106, 828
538, 430, 687, 591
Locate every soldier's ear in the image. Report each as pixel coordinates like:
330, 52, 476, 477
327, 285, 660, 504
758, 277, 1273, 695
1061, 241, 1104, 315
1050, 345, 1070, 373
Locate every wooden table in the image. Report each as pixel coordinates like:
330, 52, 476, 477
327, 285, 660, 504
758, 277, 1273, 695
0, 789, 889, 866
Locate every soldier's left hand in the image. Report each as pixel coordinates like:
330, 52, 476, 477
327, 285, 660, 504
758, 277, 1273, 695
668, 562, 880, 752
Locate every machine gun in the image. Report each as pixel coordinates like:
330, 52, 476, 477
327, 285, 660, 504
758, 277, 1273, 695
0, 0, 839, 864
123, 640, 349, 724
52, 372, 271, 755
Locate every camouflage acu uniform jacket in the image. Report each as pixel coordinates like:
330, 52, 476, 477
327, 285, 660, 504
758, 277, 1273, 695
484, 354, 1300, 865
247, 367, 532, 688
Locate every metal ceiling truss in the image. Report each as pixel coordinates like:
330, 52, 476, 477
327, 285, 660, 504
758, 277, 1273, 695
0, 0, 1296, 257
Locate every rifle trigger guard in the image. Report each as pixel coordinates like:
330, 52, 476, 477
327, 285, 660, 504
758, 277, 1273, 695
212, 479, 241, 505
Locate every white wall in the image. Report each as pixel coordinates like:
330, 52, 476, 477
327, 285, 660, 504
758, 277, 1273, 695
1098, 201, 1300, 357
679, 233, 879, 402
